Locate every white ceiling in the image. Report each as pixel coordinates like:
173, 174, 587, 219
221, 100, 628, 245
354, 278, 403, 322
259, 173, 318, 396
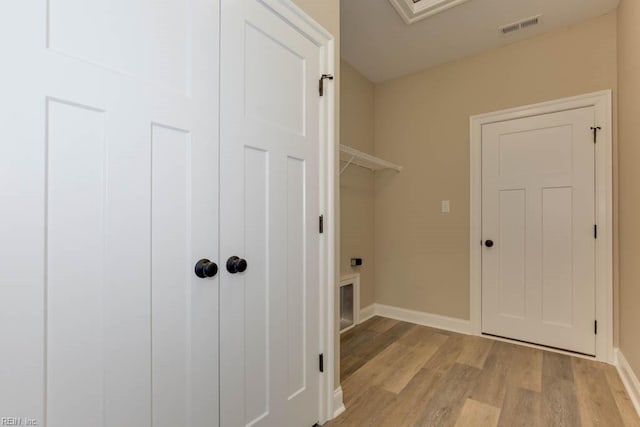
341, 0, 619, 82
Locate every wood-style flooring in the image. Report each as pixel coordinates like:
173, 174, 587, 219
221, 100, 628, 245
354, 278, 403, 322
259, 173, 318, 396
327, 316, 640, 427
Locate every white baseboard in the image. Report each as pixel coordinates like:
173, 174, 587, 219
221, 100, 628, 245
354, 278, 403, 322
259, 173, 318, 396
359, 303, 472, 335
333, 386, 345, 418
614, 348, 640, 417
375, 303, 472, 335
359, 304, 376, 323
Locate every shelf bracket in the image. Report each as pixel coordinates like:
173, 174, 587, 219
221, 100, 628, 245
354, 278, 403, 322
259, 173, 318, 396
340, 156, 356, 175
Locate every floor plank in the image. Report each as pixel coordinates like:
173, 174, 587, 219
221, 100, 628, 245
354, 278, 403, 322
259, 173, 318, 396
541, 374, 580, 426
497, 386, 543, 427
469, 341, 516, 408
340, 328, 378, 359
366, 316, 399, 334
328, 318, 640, 427
604, 365, 640, 427
378, 332, 448, 393
543, 351, 575, 382
353, 321, 414, 361
573, 357, 626, 426
422, 332, 467, 375
396, 323, 440, 346
341, 342, 406, 404
376, 368, 447, 426
340, 353, 366, 381
508, 344, 543, 392
455, 399, 501, 427
456, 335, 494, 369
329, 386, 397, 427
414, 363, 483, 427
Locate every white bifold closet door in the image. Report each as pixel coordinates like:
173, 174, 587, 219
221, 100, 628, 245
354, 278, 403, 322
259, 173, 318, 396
220, 0, 323, 426
0, 1, 220, 426
482, 107, 596, 356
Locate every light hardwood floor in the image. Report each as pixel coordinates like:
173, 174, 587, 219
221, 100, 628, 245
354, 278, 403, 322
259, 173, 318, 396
328, 316, 640, 427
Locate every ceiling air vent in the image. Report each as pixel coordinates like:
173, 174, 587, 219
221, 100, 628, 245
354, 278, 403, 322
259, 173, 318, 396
499, 14, 542, 35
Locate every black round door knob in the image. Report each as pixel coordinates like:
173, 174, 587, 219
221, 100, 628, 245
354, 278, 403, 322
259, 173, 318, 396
485, 240, 494, 248
195, 259, 218, 278
226, 256, 248, 274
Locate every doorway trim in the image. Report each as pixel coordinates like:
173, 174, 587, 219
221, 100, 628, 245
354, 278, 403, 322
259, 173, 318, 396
469, 90, 613, 363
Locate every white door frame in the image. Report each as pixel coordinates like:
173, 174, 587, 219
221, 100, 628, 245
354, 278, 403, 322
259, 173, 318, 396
259, 0, 336, 423
469, 90, 613, 363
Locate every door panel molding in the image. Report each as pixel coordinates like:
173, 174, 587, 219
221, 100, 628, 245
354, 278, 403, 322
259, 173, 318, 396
255, 2, 337, 423
470, 90, 613, 363
219, 0, 336, 424
0, 0, 221, 423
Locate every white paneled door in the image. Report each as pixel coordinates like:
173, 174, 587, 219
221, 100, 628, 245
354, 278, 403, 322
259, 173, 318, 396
220, 1, 323, 426
482, 107, 596, 355
0, 1, 220, 426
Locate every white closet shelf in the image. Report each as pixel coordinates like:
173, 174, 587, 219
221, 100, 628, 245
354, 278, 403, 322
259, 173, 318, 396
339, 144, 403, 174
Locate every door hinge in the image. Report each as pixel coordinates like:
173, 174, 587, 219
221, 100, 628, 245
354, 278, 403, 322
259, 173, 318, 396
319, 74, 334, 97
594, 224, 598, 239
319, 353, 324, 372
590, 126, 601, 144
594, 320, 598, 335
319, 215, 324, 234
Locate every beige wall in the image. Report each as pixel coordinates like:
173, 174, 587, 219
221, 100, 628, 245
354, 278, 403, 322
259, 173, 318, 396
340, 60, 376, 308
617, 0, 640, 377
289, 0, 343, 390
373, 13, 618, 320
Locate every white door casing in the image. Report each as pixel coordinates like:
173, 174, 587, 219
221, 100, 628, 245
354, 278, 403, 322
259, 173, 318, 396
481, 107, 596, 355
219, 0, 334, 425
470, 91, 613, 362
0, 1, 220, 426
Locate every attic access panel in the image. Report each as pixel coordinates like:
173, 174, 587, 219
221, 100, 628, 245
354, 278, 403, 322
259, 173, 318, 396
389, 0, 472, 24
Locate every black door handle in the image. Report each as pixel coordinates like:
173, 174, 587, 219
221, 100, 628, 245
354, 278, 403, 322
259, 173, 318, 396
195, 259, 218, 278
226, 256, 248, 274
485, 240, 494, 248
